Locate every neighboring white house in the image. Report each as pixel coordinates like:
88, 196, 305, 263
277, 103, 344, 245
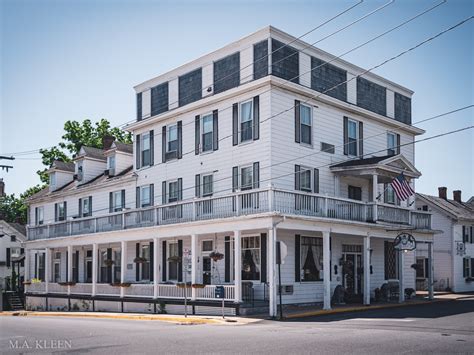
24, 26, 435, 316
416, 188, 474, 293
0, 220, 26, 290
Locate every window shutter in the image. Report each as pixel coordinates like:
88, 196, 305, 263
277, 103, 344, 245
396, 133, 401, 155
295, 235, 301, 282
20, 248, 25, 267
213, 109, 219, 150
150, 184, 154, 206
295, 100, 301, 143
136, 243, 140, 281
463, 258, 467, 278
260, 233, 267, 282
232, 166, 239, 192
195, 174, 201, 198
6, 248, 11, 267
89, 196, 93, 216
35, 207, 38, 225
424, 258, 429, 279
54, 203, 58, 222
64, 202, 67, 220
358, 121, 364, 158
74, 250, 79, 282
195, 115, 200, 155
162, 181, 167, 204
106, 248, 112, 283
178, 178, 183, 201
178, 240, 183, 282
470, 226, 473, 243
295, 165, 301, 190
224, 236, 230, 282
253, 96, 260, 140
463, 226, 467, 243
162, 240, 167, 281
34, 253, 38, 278
177, 121, 183, 159
136, 92, 142, 121
121, 190, 125, 209
314, 168, 319, 194
66, 251, 69, 282
136, 134, 141, 169
162, 126, 166, 163
109, 192, 113, 213
253, 162, 260, 189
150, 241, 154, 282
78, 199, 82, 218
471, 259, 474, 277
136, 186, 140, 208
232, 103, 238, 146
150, 130, 154, 166
343, 116, 349, 155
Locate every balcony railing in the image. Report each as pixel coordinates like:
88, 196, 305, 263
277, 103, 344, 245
27, 188, 431, 241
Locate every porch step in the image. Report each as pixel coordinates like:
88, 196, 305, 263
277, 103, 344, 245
239, 301, 269, 316
5, 292, 24, 311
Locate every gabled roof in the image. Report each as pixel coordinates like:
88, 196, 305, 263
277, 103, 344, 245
331, 155, 390, 168
416, 193, 474, 221
50, 160, 75, 172
75, 146, 107, 161
112, 141, 133, 155
0, 220, 26, 240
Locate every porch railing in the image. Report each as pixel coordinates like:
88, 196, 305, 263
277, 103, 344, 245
27, 188, 432, 241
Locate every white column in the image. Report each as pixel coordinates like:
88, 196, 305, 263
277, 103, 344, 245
153, 237, 159, 299
191, 234, 197, 300
398, 250, 405, 303
67, 245, 73, 295
45, 248, 50, 293
334, 176, 340, 197
234, 230, 242, 303
372, 174, 378, 221
428, 242, 434, 300
24, 249, 30, 281
120, 241, 127, 298
92, 243, 98, 296
268, 228, 276, 317
363, 235, 371, 305
323, 231, 331, 310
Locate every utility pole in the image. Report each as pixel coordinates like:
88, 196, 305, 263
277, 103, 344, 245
0, 156, 14, 172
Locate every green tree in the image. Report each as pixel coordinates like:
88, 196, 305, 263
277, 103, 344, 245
0, 184, 44, 224
37, 119, 132, 183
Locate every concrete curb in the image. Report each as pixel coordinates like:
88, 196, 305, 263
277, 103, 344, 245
0, 311, 259, 325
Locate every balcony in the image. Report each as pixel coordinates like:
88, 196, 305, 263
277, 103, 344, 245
27, 188, 431, 241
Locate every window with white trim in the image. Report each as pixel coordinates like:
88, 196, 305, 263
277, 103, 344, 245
416, 257, 428, 279
168, 242, 179, 281
141, 244, 150, 281
300, 167, 312, 192
167, 124, 178, 153
113, 191, 123, 212
240, 166, 253, 191
240, 100, 253, 143
81, 197, 91, 217
348, 119, 358, 156
201, 113, 214, 152
168, 180, 179, 203
56, 202, 66, 221
300, 104, 312, 145
53, 251, 61, 282
36, 206, 44, 225
300, 236, 323, 281
141, 132, 151, 167
202, 174, 213, 197
387, 132, 396, 156
140, 185, 151, 207
50, 173, 56, 187
107, 155, 116, 170
242, 236, 260, 281
463, 257, 473, 279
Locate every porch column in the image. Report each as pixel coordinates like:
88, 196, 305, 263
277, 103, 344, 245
234, 230, 242, 303
363, 235, 371, 305
120, 241, 127, 298
372, 174, 378, 221
67, 245, 73, 295
153, 237, 159, 299
268, 228, 276, 317
334, 175, 340, 197
398, 250, 405, 303
44, 248, 50, 294
92, 243, 98, 296
24, 249, 30, 282
323, 231, 331, 310
191, 234, 197, 300
428, 242, 434, 300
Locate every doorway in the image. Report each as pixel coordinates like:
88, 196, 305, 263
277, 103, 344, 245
342, 245, 363, 302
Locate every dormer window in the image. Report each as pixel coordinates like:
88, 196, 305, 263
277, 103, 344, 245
108, 155, 115, 170
76, 161, 83, 181
50, 173, 56, 187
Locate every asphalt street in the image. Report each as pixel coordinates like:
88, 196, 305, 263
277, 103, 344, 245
1, 297, 473, 354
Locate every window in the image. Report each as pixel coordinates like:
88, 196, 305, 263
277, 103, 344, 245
53, 252, 61, 282
242, 236, 260, 280
241, 166, 253, 190
141, 132, 151, 167
213, 52, 240, 94
107, 155, 115, 170
240, 100, 253, 143
37, 253, 45, 281
348, 119, 358, 156
76, 160, 83, 181
348, 186, 362, 201
300, 104, 312, 145
178, 68, 202, 107
167, 125, 178, 153
201, 114, 214, 152
72, 252, 78, 282
202, 174, 213, 197
113, 191, 124, 212
80, 197, 91, 217
141, 245, 150, 281
56, 202, 66, 221
202, 240, 213, 252
50, 173, 56, 187
99, 250, 108, 283
36, 206, 44, 225
416, 257, 428, 279
384, 241, 398, 280
85, 250, 93, 283
462, 226, 473, 243
168, 242, 179, 280
300, 237, 323, 281
114, 249, 121, 283
300, 168, 312, 192
168, 181, 179, 203
385, 185, 397, 205
140, 185, 151, 207
387, 133, 396, 156
10, 246, 20, 256
463, 257, 473, 278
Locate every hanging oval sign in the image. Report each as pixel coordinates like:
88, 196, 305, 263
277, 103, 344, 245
394, 232, 416, 251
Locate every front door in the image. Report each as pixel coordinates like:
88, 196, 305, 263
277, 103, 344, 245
343, 252, 362, 298
202, 257, 212, 285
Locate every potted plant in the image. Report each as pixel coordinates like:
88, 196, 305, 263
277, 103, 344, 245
104, 259, 114, 267
134, 256, 147, 263
209, 251, 224, 262
167, 255, 181, 263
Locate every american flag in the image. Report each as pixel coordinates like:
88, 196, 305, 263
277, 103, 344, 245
390, 173, 415, 201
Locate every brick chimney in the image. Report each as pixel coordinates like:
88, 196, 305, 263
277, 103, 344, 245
438, 187, 447, 200
453, 190, 462, 203
102, 135, 115, 150
0, 178, 5, 197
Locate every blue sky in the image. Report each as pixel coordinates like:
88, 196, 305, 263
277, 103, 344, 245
1, 0, 473, 199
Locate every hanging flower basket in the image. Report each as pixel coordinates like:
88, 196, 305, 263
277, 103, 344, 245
134, 256, 147, 263
110, 282, 131, 287
104, 259, 115, 267
210, 251, 224, 262
192, 283, 206, 289
167, 255, 182, 263
23, 281, 32, 285
176, 283, 191, 289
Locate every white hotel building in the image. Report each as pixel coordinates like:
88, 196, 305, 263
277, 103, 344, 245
24, 26, 435, 316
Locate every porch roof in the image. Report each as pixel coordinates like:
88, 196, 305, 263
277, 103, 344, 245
330, 154, 421, 182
